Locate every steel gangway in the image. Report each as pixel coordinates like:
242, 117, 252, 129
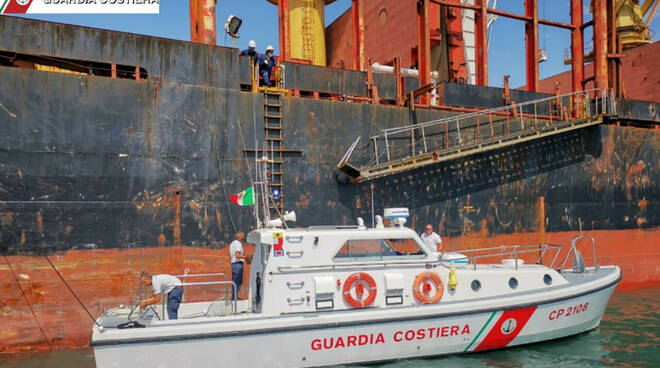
337, 88, 617, 183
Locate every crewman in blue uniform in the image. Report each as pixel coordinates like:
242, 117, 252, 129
258, 45, 277, 87
240, 40, 259, 62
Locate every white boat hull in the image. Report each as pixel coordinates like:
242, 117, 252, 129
93, 281, 617, 367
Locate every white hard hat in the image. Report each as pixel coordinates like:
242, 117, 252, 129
266, 45, 274, 52
248, 40, 256, 48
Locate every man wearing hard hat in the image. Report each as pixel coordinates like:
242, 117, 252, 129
240, 40, 259, 62
257, 45, 277, 87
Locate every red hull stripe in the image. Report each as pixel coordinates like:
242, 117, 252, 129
473, 306, 537, 351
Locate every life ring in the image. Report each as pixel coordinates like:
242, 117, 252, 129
342, 272, 377, 308
413, 272, 444, 304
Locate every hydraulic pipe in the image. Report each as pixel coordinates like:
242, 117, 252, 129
189, 0, 217, 45
417, 0, 431, 104
352, 0, 365, 71
525, 0, 539, 92
474, 0, 488, 86
431, 0, 575, 29
593, 0, 608, 94
570, 0, 584, 117
372, 63, 420, 77
278, 0, 291, 62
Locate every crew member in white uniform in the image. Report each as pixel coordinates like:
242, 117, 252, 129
139, 272, 183, 319
230, 231, 249, 300
421, 224, 443, 252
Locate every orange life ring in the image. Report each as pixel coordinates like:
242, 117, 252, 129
413, 272, 444, 304
342, 272, 377, 308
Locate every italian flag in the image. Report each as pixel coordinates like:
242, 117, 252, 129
228, 186, 254, 206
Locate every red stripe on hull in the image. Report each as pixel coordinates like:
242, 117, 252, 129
474, 306, 537, 351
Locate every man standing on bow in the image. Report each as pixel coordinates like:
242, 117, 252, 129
420, 224, 443, 252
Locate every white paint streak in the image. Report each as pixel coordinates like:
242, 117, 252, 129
0, 100, 17, 118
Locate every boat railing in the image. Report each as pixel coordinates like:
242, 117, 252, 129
276, 243, 563, 273
175, 269, 228, 302
458, 243, 563, 270
140, 270, 236, 319
557, 234, 599, 273
157, 280, 238, 318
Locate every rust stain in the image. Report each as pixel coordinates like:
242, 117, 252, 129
64, 226, 73, 235
162, 188, 182, 247
158, 234, 166, 247
295, 192, 310, 209
189, 200, 201, 211
1, 212, 13, 225
215, 210, 222, 231
17, 169, 22, 180
480, 219, 488, 237
20, 231, 25, 246
627, 160, 646, 176
36, 211, 43, 234
638, 199, 648, 210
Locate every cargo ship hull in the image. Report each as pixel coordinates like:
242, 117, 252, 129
0, 16, 657, 351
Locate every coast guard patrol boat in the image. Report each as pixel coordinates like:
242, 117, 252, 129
91, 166, 621, 367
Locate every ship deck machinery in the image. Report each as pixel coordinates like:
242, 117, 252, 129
0, 16, 657, 352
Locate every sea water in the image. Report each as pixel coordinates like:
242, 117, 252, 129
1, 288, 658, 368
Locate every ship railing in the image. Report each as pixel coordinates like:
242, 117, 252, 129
341, 88, 612, 169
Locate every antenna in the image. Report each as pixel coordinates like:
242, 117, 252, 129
578, 217, 583, 236
370, 183, 375, 227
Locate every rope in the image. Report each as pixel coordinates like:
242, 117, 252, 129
3, 256, 51, 346
210, 94, 237, 235
44, 255, 101, 327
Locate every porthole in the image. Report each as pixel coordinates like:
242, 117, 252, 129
508, 277, 518, 289
471, 280, 481, 292
543, 274, 552, 285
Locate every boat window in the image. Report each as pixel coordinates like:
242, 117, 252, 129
471, 279, 481, 291
508, 277, 519, 289
334, 238, 425, 261
543, 274, 552, 285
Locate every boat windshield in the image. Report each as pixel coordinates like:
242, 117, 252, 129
333, 238, 425, 261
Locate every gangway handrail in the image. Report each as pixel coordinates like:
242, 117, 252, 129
378, 88, 607, 137
337, 88, 615, 181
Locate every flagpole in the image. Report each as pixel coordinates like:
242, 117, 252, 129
253, 144, 260, 228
